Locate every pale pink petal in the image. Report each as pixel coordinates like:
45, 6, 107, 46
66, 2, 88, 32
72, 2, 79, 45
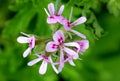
27, 57, 43, 66
23, 47, 31, 58
71, 16, 87, 26
48, 3, 55, 15
77, 40, 89, 53
70, 29, 86, 39
39, 61, 48, 75
17, 36, 29, 43
49, 56, 59, 74
58, 49, 64, 72
47, 17, 57, 24
68, 59, 75, 66
77, 40, 89, 49
63, 20, 71, 31
58, 5, 64, 15
53, 30, 65, 44
63, 47, 78, 59
64, 42, 80, 52
55, 15, 65, 24
46, 41, 58, 52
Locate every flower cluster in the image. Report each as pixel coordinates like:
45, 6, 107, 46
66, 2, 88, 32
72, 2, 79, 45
17, 3, 89, 75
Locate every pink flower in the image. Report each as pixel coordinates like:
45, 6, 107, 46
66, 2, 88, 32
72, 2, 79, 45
45, 30, 80, 72
27, 54, 58, 75
44, 3, 64, 24
77, 40, 89, 54
56, 16, 87, 39
17, 33, 35, 58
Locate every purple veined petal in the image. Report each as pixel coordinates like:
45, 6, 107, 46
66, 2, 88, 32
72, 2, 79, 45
70, 29, 86, 39
44, 8, 50, 16
64, 42, 80, 52
17, 36, 29, 43
48, 3, 55, 15
58, 49, 64, 72
70, 16, 87, 26
27, 57, 43, 66
53, 30, 65, 44
47, 17, 58, 24
68, 59, 75, 66
30, 36, 35, 48
77, 40, 89, 53
23, 47, 31, 58
49, 56, 59, 74
63, 47, 78, 59
45, 41, 58, 52
63, 20, 71, 31
58, 5, 64, 15
39, 60, 48, 75
77, 40, 89, 49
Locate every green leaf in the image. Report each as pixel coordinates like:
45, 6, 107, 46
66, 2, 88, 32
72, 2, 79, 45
2, 3, 36, 38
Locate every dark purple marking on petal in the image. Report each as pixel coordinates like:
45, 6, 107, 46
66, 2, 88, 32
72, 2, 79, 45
58, 37, 64, 44
42, 54, 48, 60
67, 22, 70, 27
50, 16, 55, 18
29, 39, 33, 48
52, 44, 58, 49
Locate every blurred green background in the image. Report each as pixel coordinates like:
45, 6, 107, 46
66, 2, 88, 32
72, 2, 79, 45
0, 0, 120, 81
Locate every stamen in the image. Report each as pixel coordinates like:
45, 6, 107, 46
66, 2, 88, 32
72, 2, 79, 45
44, 8, 50, 16
20, 32, 30, 37
69, 7, 73, 22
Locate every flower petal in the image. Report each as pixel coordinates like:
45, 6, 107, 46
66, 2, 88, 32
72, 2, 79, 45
63, 47, 78, 59
48, 3, 55, 15
17, 36, 29, 43
47, 16, 57, 24
39, 61, 48, 75
64, 42, 80, 52
70, 29, 86, 39
68, 59, 75, 66
71, 16, 87, 26
58, 5, 64, 15
58, 49, 64, 72
77, 40, 89, 53
49, 56, 59, 74
77, 40, 89, 49
53, 30, 65, 44
46, 41, 58, 52
23, 47, 31, 58
29, 36, 35, 48
27, 57, 43, 66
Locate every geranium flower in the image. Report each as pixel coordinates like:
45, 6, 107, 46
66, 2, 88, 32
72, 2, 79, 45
45, 30, 80, 72
44, 3, 64, 24
17, 33, 35, 58
28, 54, 58, 75
56, 16, 87, 39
